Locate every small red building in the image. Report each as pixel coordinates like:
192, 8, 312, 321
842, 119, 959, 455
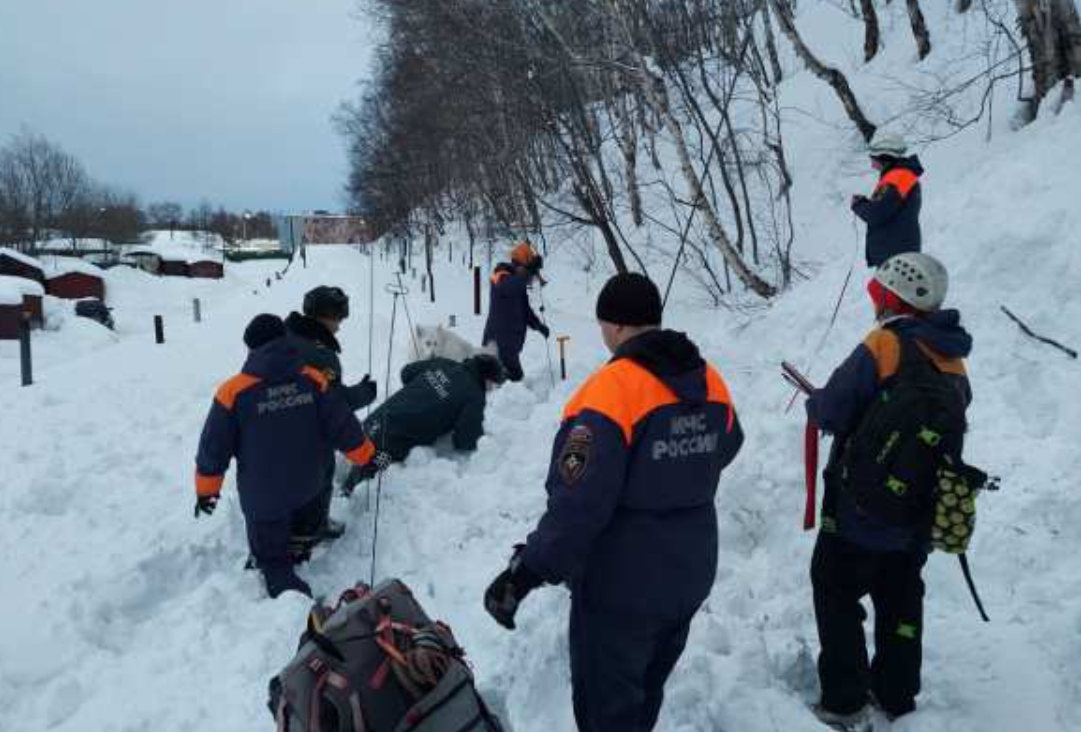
159, 258, 190, 277
45, 258, 106, 300
187, 259, 224, 279
0, 248, 45, 285
0, 276, 44, 338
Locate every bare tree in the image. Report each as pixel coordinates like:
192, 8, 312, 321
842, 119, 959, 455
860, 0, 882, 62
0, 129, 91, 251
906, 0, 933, 60
769, 0, 879, 141
1014, 0, 1081, 120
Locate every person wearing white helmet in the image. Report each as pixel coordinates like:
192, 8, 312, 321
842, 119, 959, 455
851, 130, 925, 268
803, 252, 973, 729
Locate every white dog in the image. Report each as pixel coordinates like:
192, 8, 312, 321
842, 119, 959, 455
411, 324, 496, 362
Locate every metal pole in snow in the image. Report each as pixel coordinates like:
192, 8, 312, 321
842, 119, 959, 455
154, 315, 165, 344
193, 298, 202, 323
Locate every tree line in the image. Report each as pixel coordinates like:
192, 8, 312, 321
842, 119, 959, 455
338, 0, 1081, 303
0, 128, 279, 253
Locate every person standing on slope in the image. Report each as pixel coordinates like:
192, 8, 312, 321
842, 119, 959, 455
339, 354, 507, 492
284, 286, 377, 548
805, 253, 973, 731
852, 131, 924, 268
194, 314, 378, 599
483, 273, 744, 731
482, 241, 548, 382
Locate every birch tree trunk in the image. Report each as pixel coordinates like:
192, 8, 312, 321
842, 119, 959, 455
860, 0, 881, 62
1014, 0, 1081, 119
906, 0, 933, 60
769, 0, 878, 141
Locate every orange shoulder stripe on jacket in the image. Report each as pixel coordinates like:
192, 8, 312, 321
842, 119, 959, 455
876, 168, 919, 198
345, 437, 376, 466
864, 328, 966, 379
195, 470, 224, 497
214, 373, 262, 410
705, 366, 737, 433
563, 359, 736, 443
491, 270, 510, 285
302, 366, 329, 392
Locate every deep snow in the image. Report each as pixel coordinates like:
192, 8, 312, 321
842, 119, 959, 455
2, 2, 1080, 731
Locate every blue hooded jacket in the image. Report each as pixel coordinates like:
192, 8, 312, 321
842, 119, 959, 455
807, 311, 973, 552
853, 155, 924, 267
482, 263, 543, 356
522, 330, 744, 621
194, 338, 375, 521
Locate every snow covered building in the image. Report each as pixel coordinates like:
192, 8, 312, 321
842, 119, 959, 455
0, 248, 46, 285
0, 276, 45, 338
44, 258, 107, 300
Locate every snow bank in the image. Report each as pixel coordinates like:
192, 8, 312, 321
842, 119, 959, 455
0, 275, 45, 304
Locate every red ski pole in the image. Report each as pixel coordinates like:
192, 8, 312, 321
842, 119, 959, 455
804, 420, 819, 531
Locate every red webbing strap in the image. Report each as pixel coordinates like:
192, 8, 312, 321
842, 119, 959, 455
804, 420, 819, 530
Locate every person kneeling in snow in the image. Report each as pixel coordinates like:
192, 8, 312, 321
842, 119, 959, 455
806, 253, 972, 730
340, 354, 506, 494
193, 314, 378, 599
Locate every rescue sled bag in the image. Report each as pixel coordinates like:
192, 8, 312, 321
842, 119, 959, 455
268, 578, 504, 732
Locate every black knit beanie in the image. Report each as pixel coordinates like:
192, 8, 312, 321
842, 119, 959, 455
244, 313, 286, 349
595, 273, 662, 326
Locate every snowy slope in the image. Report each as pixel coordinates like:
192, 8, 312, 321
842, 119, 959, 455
3, 3, 1080, 731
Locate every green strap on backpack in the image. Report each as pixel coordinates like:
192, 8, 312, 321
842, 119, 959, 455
841, 329, 998, 620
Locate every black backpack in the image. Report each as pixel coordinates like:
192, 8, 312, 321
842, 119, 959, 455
839, 330, 969, 530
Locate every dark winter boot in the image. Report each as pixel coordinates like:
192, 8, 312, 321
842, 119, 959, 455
262, 563, 312, 599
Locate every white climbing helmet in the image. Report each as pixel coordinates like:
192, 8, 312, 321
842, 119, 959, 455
874, 252, 948, 312
868, 130, 908, 158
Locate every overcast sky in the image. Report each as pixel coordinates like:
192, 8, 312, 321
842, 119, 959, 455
0, 0, 376, 213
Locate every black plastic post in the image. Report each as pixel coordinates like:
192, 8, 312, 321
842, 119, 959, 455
558, 336, 570, 381
193, 298, 202, 323
473, 266, 481, 316
19, 317, 32, 386
154, 315, 165, 344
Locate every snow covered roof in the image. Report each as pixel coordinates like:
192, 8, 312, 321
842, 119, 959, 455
0, 275, 45, 304
0, 247, 44, 271
124, 244, 222, 265
44, 256, 105, 278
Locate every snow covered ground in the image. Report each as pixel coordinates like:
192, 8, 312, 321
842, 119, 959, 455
3, 3, 1080, 731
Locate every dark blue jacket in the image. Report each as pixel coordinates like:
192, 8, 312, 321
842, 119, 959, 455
853, 156, 924, 267
284, 312, 374, 411
522, 330, 744, 621
482, 263, 543, 356
195, 338, 375, 521
807, 312, 973, 552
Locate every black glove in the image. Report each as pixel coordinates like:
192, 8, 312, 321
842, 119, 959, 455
340, 451, 393, 496
527, 255, 544, 275
194, 494, 219, 518
348, 375, 378, 409
484, 548, 543, 630
536, 323, 550, 339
